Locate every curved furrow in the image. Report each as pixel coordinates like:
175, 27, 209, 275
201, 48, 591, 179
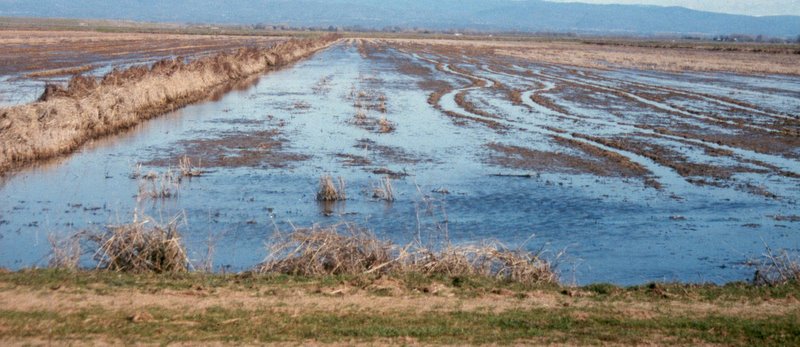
398, 51, 704, 191
467, 60, 800, 178
396, 48, 799, 190
493, 66, 800, 176
616, 79, 798, 122
530, 69, 782, 134
512, 62, 798, 122
605, 71, 800, 120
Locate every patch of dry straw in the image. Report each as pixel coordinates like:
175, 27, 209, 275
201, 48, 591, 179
48, 233, 83, 270
317, 175, 347, 201
258, 223, 557, 285
91, 213, 188, 273
751, 247, 800, 286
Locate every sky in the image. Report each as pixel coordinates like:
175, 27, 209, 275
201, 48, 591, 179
545, 0, 800, 17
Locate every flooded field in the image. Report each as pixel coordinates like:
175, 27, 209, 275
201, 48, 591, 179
1, 39, 798, 285
0, 30, 285, 107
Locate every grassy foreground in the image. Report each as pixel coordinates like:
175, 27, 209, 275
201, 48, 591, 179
0, 270, 798, 345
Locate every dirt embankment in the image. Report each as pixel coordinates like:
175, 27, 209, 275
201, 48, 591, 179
0, 35, 340, 175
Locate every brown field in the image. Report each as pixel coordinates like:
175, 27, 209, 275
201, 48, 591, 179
381, 38, 800, 75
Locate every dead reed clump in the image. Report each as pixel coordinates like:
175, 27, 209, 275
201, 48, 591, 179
378, 99, 387, 113
316, 175, 347, 201
178, 156, 204, 177
352, 109, 368, 124
137, 169, 180, 200
259, 224, 394, 276
378, 116, 395, 133
751, 247, 800, 286
405, 243, 558, 285
91, 214, 188, 273
257, 223, 558, 285
47, 233, 83, 270
372, 176, 395, 202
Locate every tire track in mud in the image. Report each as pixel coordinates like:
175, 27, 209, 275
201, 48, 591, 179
609, 77, 797, 123
528, 68, 783, 134
393, 47, 800, 196
403, 51, 510, 130
397, 49, 693, 191
479, 63, 800, 178
510, 61, 798, 123
598, 70, 800, 121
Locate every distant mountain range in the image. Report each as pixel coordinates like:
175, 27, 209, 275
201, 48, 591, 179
1, 0, 798, 37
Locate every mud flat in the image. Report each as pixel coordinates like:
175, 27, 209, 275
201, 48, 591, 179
0, 37, 798, 286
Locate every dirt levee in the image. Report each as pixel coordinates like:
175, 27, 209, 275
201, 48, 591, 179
0, 35, 339, 174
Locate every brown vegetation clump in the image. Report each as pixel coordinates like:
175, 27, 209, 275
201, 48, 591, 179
257, 224, 557, 285
91, 214, 188, 273
751, 247, 800, 286
316, 175, 347, 201
260, 224, 393, 276
178, 156, 204, 177
378, 116, 395, 133
24, 64, 96, 78
0, 35, 339, 174
372, 176, 395, 202
48, 233, 83, 270
137, 169, 181, 200
407, 243, 557, 285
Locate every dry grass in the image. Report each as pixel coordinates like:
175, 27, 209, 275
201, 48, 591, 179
316, 175, 347, 201
178, 155, 204, 177
751, 247, 800, 286
406, 241, 557, 285
352, 109, 368, 124
91, 213, 188, 273
257, 223, 557, 285
372, 176, 395, 202
260, 224, 393, 276
378, 116, 395, 133
137, 169, 180, 200
24, 64, 96, 78
47, 233, 83, 270
0, 35, 339, 174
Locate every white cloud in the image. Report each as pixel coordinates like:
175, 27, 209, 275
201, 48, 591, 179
544, 0, 800, 17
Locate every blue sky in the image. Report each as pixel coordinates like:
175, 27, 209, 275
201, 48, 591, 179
545, 0, 800, 16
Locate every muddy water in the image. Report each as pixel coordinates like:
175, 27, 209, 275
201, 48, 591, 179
1, 43, 798, 285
